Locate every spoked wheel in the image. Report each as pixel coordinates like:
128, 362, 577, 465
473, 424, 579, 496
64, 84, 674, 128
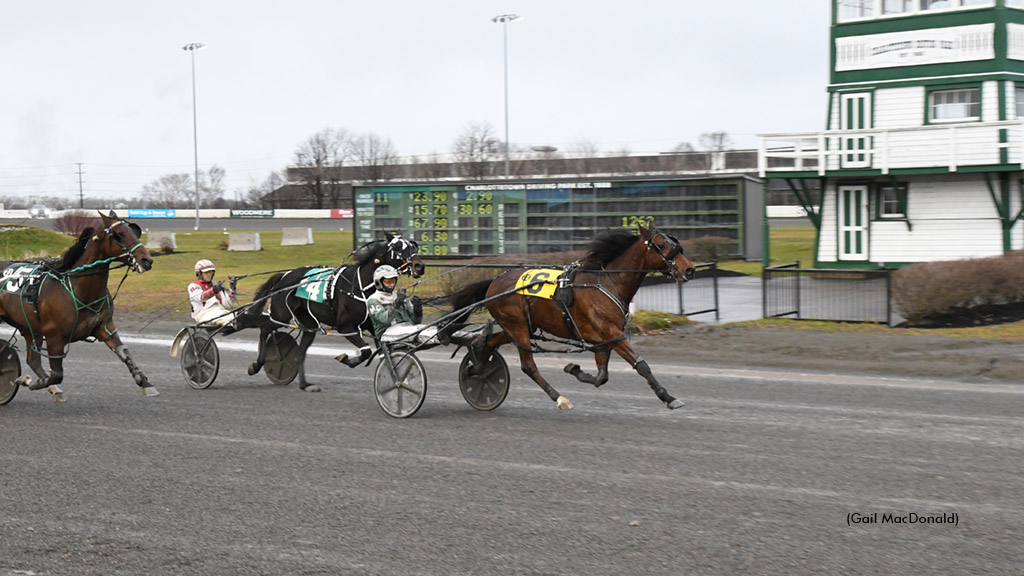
180, 329, 220, 390
263, 331, 300, 385
0, 342, 21, 406
458, 349, 510, 411
374, 350, 427, 418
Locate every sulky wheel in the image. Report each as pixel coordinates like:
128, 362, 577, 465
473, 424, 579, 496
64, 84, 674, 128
374, 350, 427, 418
458, 349, 510, 411
263, 331, 300, 386
180, 329, 220, 390
0, 341, 21, 406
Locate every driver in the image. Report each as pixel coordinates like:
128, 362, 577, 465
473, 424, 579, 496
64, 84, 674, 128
366, 265, 484, 347
187, 259, 239, 331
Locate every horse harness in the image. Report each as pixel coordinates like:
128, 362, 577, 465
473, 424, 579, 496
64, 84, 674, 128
514, 231, 685, 355
1, 219, 144, 357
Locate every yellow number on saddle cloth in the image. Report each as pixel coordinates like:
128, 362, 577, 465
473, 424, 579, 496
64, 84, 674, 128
514, 268, 563, 300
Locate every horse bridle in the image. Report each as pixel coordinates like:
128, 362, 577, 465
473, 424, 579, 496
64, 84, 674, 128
386, 236, 420, 276
103, 220, 146, 271
644, 229, 686, 279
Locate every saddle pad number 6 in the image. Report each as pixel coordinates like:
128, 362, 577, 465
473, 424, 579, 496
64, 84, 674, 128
514, 269, 563, 300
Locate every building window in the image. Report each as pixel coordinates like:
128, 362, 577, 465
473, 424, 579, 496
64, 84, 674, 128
839, 0, 873, 21
883, 0, 913, 14
1017, 87, 1024, 118
929, 88, 980, 122
877, 184, 908, 219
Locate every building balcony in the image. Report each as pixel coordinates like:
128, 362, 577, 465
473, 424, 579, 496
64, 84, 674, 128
758, 121, 1023, 178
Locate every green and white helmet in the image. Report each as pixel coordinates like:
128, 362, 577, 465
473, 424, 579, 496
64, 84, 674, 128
373, 265, 399, 293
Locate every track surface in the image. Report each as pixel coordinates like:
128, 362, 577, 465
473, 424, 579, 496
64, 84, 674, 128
1, 331, 1022, 575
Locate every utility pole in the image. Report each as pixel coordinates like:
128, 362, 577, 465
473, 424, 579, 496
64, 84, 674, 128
76, 163, 85, 208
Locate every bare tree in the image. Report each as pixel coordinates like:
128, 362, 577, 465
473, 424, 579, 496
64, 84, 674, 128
140, 173, 192, 208
698, 131, 733, 171
293, 127, 350, 209
347, 132, 399, 183
201, 164, 226, 208
451, 121, 502, 180
243, 170, 287, 208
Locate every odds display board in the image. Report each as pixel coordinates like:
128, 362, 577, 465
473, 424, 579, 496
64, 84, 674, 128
353, 178, 752, 257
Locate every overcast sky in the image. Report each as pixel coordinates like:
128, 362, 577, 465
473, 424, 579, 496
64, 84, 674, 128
0, 1, 831, 203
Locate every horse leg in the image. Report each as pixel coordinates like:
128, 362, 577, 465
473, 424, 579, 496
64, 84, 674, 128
101, 332, 159, 397
611, 340, 684, 410
504, 329, 572, 410
294, 331, 320, 392
334, 334, 372, 368
564, 350, 611, 388
20, 335, 65, 402
247, 324, 274, 376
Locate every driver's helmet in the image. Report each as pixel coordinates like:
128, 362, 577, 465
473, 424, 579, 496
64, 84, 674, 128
194, 259, 216, 279
373, 265, 399, 293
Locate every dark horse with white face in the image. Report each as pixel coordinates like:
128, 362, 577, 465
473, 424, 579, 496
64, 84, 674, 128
451, 225, 695, 410
0, 211, 156, 402
243, 232, 424, 391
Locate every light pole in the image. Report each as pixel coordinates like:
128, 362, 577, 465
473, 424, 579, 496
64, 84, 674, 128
492, 14, 521, 179
182, 42, 206, 230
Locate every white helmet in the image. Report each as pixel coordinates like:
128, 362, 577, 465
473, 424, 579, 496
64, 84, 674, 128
373, 265, 399, 293
194, 259, 215, 278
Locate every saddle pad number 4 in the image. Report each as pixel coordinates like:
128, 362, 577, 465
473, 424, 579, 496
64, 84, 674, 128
295, 268, 334, 303
514, 269, 563, 300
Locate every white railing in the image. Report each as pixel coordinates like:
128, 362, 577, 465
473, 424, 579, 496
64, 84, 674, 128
758, 121, 1024, 177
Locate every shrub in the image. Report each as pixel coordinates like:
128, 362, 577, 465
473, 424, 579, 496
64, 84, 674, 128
893, 251, 1024, 323
53, 210, 102, 236
681, 236, 736, 263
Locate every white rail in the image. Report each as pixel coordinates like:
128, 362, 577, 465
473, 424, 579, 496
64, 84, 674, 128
758, 121, 1024, 177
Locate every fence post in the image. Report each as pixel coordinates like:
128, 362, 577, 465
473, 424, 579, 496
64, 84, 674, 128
795, 260, 802, 320
712, 261, 720, 321
677, 279, 685, 316
886, 269, 893, 327
762, 265, 769, 320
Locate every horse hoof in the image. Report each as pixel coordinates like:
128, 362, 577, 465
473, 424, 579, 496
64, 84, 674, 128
666, 398, 685, 410
142, 386, 160, 397
563, 363, 580, 375
334, 353, 349, 364
48, 386, 65, 403
301, 385, 321, 393
247, 363, 261, 376
15, 375, 31, 387
556, 396, 573, 410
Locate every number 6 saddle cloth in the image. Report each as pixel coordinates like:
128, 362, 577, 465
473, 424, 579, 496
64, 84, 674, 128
513, 266, 578, 308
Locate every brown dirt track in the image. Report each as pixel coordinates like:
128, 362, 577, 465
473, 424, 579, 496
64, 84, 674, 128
631, 321, 1024, 384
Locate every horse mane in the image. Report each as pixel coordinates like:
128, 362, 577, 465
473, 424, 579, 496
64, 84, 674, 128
55, 227, 94, 272
352, 239, 385, 266
580, 229, 640, 270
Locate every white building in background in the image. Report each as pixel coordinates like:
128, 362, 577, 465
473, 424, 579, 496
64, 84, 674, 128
760, 0, 1024, 268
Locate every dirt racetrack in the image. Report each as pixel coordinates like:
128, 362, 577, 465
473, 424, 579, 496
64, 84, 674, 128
117, 310, 1024, 386
631, 321, 1024, 384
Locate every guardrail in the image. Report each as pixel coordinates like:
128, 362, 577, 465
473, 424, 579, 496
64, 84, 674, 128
410, 262, 719, 320
763, 262, 894, 326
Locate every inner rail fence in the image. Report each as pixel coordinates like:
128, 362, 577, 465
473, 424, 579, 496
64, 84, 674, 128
763, 262, 896, 326
408, 262, 720, 320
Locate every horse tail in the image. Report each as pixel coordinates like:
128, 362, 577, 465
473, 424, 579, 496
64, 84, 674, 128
450, 278, 493, 323
246, 272, 286, 316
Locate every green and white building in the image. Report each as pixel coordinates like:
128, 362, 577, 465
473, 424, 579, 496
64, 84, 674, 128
759, 0, 1024, 267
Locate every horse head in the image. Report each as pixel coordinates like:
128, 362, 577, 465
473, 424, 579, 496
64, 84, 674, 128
382, 231, 425, 278
98, 210, 154, 273
639, 225, 695, 282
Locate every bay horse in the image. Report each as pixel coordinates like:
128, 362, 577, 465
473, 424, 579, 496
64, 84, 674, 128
450, 224, 695, 410
0, 211, 156, 402
243, 232, 424, 392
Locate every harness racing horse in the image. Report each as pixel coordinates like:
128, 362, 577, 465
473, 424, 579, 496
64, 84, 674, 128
0, 211, 156, 402
450, 225, 695, 410
243, 232, 424, 392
